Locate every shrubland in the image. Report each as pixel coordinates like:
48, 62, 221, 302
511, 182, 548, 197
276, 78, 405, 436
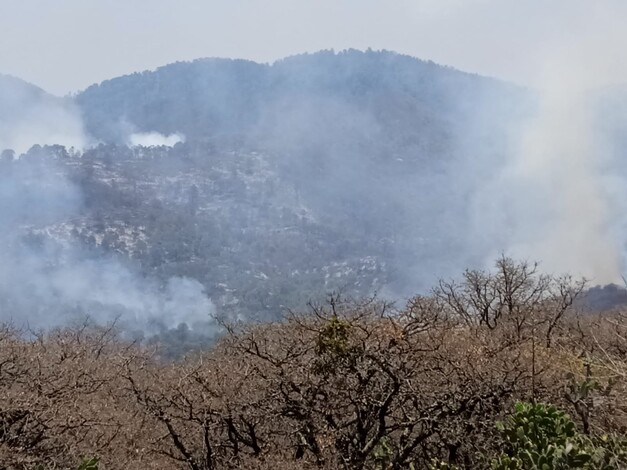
0, 258, 625, 469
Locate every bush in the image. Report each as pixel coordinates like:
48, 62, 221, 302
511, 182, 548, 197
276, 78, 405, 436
492, 402, 627, 469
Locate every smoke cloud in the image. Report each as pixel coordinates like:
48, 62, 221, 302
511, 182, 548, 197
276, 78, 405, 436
0, 75, 86, 154
3, 2, 627, 331
469, 2, 627, 283
0, 153, 215, 333
130, 132, 185, 147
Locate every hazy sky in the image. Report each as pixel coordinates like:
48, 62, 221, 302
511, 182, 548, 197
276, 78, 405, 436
1, 0, 627, 95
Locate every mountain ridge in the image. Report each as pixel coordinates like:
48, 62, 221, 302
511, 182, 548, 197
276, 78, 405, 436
75, 49, 525, 145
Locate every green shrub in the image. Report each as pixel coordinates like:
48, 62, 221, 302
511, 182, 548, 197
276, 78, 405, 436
491, 402, 627, 469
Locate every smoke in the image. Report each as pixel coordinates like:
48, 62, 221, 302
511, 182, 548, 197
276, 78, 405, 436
2, 241, 216, 332
0, 76, 211, 336
4, 19, 627, 331
129, 131, 185, 147
469, 3, 627, 283
0, 75, 86, 154
0, 154, 215, 333
509, 92, 622, 281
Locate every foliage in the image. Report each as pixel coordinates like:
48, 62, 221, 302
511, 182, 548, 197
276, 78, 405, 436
491, 402, 627, 469
315, 314, 353, 357
77, 458, 100, 470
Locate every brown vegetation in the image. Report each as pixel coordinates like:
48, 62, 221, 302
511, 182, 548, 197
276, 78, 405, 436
0, 258, 625, 469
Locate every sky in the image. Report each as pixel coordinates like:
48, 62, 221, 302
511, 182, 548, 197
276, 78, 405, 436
1, 0, 627, 95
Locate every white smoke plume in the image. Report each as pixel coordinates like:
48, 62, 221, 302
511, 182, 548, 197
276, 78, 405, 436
0, 75, 86, 154
470, 2, 627, 283
0, 155, 216, 333
129, 131, 185, 147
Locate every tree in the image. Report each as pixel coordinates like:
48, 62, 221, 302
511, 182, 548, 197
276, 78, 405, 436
434, 256, 585, 345
492, 402, 627, 469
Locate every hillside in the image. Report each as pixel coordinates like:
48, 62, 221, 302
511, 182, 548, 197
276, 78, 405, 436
77, 50, 523, 144
1, 50, 627, 470
74, 50, 530, 291
12, 50, 627, 346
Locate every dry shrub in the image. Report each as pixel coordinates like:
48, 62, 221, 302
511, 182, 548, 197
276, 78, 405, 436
0, 258, 624, 469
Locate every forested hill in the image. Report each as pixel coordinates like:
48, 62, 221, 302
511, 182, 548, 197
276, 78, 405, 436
76, 49, 524, 144
72, 49, 532, 297
0, 50, 552, 345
